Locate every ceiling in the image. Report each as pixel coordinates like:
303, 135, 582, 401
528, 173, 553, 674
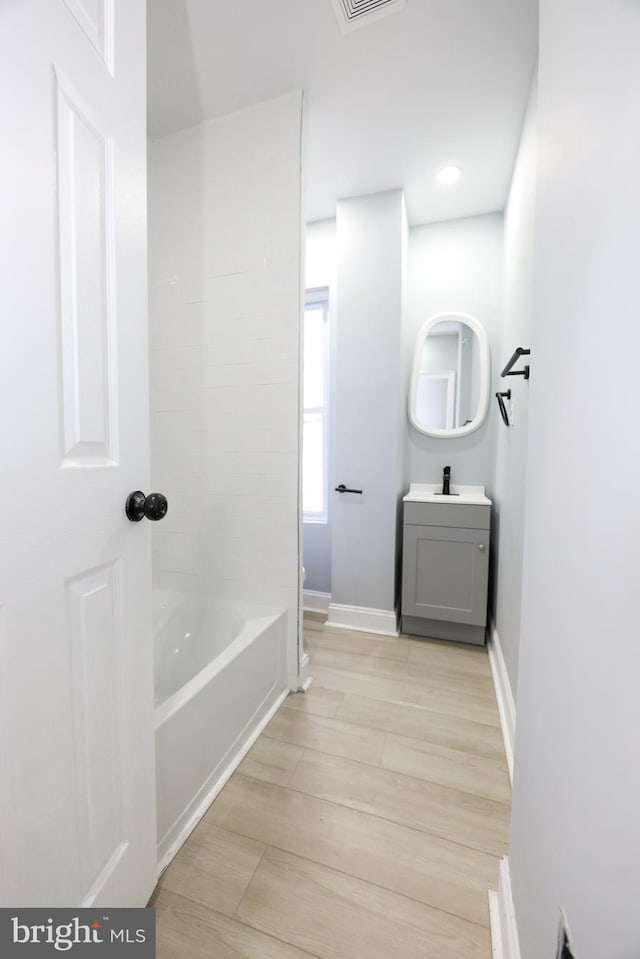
147, 0, 539, 225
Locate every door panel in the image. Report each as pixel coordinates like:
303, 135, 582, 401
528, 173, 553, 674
56, 74, 117, 465
67, 563, 128, 899
0, 0, 155, 907
61, 0, 113, 71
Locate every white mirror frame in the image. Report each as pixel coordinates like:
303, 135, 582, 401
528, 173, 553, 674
408, 312, 490, 438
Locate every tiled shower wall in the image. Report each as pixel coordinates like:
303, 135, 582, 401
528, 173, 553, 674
147, 92, 302, 623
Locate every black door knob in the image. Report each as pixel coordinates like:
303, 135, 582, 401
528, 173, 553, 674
144, 492, 168, 521
125, 491, 168, 523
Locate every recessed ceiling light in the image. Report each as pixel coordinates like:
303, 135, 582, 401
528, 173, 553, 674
437, 166, 461, 185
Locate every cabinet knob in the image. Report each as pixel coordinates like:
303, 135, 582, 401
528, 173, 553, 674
478, 543, 486, 552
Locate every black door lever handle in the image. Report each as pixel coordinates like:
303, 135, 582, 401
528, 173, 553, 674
335, 484, 363, 494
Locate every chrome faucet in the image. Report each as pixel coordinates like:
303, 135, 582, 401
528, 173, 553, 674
442, 465, 451, 495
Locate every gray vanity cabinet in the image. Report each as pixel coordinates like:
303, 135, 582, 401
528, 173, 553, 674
401, 500, 491, 645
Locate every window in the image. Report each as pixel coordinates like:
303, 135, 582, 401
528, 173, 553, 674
303, 288, 329, 522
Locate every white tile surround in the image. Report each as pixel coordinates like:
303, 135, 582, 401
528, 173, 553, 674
148, 92, 302, 620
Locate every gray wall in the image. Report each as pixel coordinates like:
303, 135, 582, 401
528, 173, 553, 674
404, 214, 504, 492
331, 190, 406, 613
491, 75, 538, 698
302, 219, 336, 595
303, 522, 331, 594
510, 2, 640, 957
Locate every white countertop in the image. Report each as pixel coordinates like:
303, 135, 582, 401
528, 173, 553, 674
403, 483, 492, 506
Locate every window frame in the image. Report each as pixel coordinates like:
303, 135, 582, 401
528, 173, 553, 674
303, 286, 330, 524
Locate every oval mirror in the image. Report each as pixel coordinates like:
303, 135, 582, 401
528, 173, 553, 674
408, 312, 490, 438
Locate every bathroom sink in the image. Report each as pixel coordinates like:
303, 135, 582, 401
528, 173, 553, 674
403, 483, 492, 506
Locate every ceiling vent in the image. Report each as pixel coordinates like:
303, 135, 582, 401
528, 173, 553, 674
331, 0, 407, 34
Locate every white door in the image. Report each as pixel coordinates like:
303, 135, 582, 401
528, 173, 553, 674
0, 1, 157, 906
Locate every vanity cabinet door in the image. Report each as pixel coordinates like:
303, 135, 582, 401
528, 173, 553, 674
402, 524, 489, 626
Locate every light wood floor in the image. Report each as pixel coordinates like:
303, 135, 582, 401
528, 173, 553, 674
151, 614, 511, 959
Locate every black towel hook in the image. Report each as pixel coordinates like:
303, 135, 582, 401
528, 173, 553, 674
496, 390, 511, 427
501, 347, 530, 380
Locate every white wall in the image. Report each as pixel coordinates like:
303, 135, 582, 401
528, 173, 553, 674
330, 190, 406, 617
303, 219, 336, 595
491, 75, 538, 698
148, 92, 302, 639
404, 214, 504, 491
509, 2, 640, 956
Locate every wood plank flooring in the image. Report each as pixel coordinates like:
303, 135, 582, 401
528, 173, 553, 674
152, 614, 510, 959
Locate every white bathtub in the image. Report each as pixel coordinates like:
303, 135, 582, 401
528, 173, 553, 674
153, 590, 289, 867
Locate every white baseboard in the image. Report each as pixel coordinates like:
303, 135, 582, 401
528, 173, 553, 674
489, 857, 521, 959
326, 602, 399, 637
487, 622, 516, 784
303, 589, 331, 614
